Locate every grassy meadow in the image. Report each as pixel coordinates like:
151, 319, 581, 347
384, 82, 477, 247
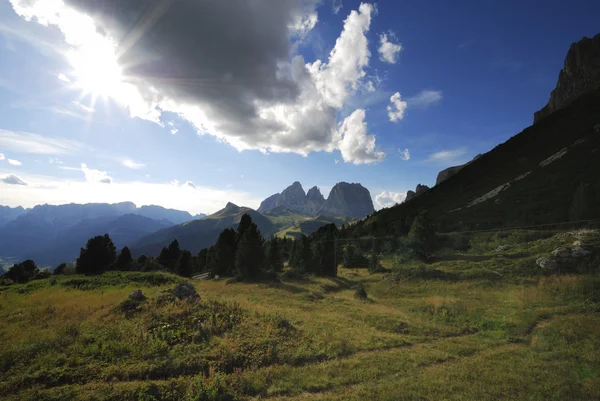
1, 230, 599, 400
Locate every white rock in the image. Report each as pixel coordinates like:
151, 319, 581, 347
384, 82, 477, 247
551, 247, 570, 258
496, 245, 510, 252
573, 240, 582, 247
536, 257, 558, 270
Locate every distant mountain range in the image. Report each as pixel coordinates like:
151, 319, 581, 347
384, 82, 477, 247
258, 181, 374, 219
0, 203, 206, 266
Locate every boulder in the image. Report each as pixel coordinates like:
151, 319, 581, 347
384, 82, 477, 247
170, 282, 200, 301
573, 240, 582, 247
129, 289, 146, 301
536, 257, 558, 270
572, 247, 591, 258
551, 247, 570, 258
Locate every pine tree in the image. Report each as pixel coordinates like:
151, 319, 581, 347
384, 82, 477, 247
212, 228, 237, 276
76, 234, 117, 275
114, 246, 134, 271
266, 237, 284, 273
177, 250, 194, 277
237, 213, 253, 238
235, 223, 265, 280
408, 210, 436, 259
158, 239, 181, 271
290, 235, 313, 273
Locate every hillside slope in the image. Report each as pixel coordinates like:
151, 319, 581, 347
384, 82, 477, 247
352, 89, 600, 236
131, 203, 275, 257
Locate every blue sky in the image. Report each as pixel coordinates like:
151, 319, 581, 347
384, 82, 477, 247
1, 0, 598, 214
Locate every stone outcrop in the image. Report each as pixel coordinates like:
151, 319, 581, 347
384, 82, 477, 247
318, 182, 375, 219
404, 184, 430, 203
258, 182, 374, 219
534, 33, 600, 124
436, 154, 482, 185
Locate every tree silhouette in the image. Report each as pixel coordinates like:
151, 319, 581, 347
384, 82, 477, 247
177, 250, 194, 277
158, 239, 181, 271
211, 228, 237, 276
76, 234, 117, 275
235, 221, 265, 280
408, 210, 436, 259
5, 259, 38, 283
290, 235, 313, 273
237, 213, 253, 238
115, 246, 134, 271
266, 237, 284, 273
53, 263, 67, 275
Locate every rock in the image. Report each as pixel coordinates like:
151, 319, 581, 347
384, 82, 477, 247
536, 257, 558, 270
534, 33, 600, 124
496, 245, 510, 252
258, 182, 373, 218
436, 155, 482, 185
129, 289, 146, 301
404, 184, 430, 203
170, 282, 200, 301
404, 190, 417, 202
572, 247, 591, 257
552, 247, 570, 258
318, 182, 375, 219
573, 240, 582, 247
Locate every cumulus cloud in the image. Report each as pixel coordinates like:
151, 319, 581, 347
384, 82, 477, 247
184, 181, 196, 189
426, 148, 467, 164
338, 109, 385, 164
387, 92, 408, 122
9, 1, 385, 164
398, 148, 410, 161
0, 130, 85, 155
1, 174, 28, 185
375, 191, 406, 209
407, 90, 443, 107
8, 159, 22, 166
80, 163, 112, 183
122, 159, 145, 169
170, 129, 178, 135
378, 33, 402, 64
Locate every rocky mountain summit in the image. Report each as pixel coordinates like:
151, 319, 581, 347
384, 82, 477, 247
258, 181, 374, 219
436, 154, 482, 185
405, 184, 430, 203
534, 33, 600, 123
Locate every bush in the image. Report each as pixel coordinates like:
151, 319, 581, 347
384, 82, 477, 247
354, 284, 368, 300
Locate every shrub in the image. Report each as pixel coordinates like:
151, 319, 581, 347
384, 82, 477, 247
354, 284, 368, 300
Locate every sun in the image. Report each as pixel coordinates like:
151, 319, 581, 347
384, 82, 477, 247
68, 42, 123, 98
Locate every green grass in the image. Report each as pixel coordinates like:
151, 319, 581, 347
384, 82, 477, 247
1, 232, 599, 400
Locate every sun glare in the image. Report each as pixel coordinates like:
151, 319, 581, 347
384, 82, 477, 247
68, 45, 123, 97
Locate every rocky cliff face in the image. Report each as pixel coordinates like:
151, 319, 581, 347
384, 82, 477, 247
534, 33, 600, 124
404, 184, 430, 203
258, 182, 374, 218
436, 154, 482, 185
319, 182, 375, 219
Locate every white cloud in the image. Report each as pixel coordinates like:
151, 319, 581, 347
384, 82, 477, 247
334, 159, 339, 164
398, 148, 410, 161
184, 181, 196, 189
1, 174, 27, 185
0, 130, 85, 155
375, 191, 406, 209
338, 109, 385, 165
49, 157, 63, 164
8, 1, 384, 164
72, 101, 95, 113
387, 92, 407, 122
171, 179, 180, 186
0, 153, 4, 160
80, 163, 112, 183
170, 129, 179, 135
57, 73, 71, 83
426, 148, 467, 164
407, 90, 443, 107
378, 33, 402, 64
332, 0, 343, 14
0, 171, 260, 215
8, 159, 22, 166
122, 159, 145, 170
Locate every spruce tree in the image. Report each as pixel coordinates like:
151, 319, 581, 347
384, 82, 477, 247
235, 223, 265, 280
212, 228, 237, 276
76, 234, 117, 275
158, 239, 181, 271
266, 237, 284, 272
177, 250, 194, 277
408, 210, 436, 259
115, 246, 134, 271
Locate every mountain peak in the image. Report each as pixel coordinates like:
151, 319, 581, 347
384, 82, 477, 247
225, 202, 239, 209
534, 33, 600, 123
307, 186, 325, 203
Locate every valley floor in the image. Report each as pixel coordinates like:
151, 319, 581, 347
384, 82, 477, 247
1, 233, 599, 400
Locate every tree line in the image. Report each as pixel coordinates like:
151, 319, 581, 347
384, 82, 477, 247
2, 211, 437, 284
